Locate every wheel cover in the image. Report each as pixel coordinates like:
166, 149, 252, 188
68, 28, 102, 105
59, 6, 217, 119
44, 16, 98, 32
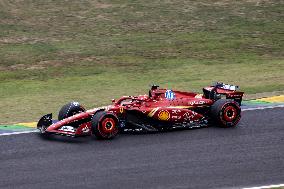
98, 117, 118, 139
101, 118, 115, 133
223, 106, 237, 122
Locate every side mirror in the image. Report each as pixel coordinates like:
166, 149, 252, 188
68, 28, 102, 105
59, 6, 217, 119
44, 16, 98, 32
111, 99, 115, 103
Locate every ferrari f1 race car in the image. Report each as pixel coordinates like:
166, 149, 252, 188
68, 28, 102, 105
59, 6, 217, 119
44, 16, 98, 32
37, 82, 244, 139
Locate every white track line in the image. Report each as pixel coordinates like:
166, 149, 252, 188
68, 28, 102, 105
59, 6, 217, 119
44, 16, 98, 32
0, 105, 283, 137
243, 183, 284, 189
0, 130, 38, 136
242, 104, 284, 111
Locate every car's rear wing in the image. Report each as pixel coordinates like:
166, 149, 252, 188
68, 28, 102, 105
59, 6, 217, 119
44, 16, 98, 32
203, 82, 244, 105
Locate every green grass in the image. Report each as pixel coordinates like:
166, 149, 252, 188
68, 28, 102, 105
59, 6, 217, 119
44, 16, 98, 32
0, 0, 283, 124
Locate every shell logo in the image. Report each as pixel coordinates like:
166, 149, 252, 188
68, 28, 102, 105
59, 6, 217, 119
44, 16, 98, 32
158, 110, 170, 121
194, 94, 203, 99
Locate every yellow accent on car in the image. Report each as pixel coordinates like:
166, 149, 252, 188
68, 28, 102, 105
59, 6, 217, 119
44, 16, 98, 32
148, 107, 159, 117
195, 94, 203, 99
167, 106, 192, 109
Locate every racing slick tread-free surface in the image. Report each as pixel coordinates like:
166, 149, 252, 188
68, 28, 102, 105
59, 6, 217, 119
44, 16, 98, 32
58, 102, 85, 121
91, 111, 119, 139
211, 99, 241, 127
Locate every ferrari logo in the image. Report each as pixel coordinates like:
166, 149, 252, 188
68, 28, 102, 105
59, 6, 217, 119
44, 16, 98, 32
120, 107, 124, 114
158, 110, 170, 121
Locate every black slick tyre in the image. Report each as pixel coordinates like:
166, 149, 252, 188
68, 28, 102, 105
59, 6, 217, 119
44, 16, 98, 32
91, 111, 119, 140
58, 102, 86, 120
211, 99, 241, 127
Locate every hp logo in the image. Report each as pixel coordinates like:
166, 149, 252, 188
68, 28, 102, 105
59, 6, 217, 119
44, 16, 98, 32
165, 90, 175, 100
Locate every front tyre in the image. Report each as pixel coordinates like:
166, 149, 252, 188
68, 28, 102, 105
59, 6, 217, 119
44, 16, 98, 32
58, 102, 86, 121
211, 99, 241, 127
91, 111, 119, 140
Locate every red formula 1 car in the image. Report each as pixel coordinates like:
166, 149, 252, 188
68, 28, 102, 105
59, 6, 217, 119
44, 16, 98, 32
37, 82, 244, 139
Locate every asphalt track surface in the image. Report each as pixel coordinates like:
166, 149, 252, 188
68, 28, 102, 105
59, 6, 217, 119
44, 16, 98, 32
0, 108, 283, 189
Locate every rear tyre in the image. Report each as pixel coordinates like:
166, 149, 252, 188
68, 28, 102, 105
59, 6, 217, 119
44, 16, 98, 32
91, 111, 119, 139
211, 99, 241, 127
58, 102, 86, 120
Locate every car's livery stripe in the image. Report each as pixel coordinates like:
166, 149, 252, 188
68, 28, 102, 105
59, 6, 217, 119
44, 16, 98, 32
147, 107, 160, 117
167, 106, 192, 109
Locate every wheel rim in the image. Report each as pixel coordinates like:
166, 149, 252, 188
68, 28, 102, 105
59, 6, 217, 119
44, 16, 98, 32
101, 117, 116, 133
223, 106, 237, 122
